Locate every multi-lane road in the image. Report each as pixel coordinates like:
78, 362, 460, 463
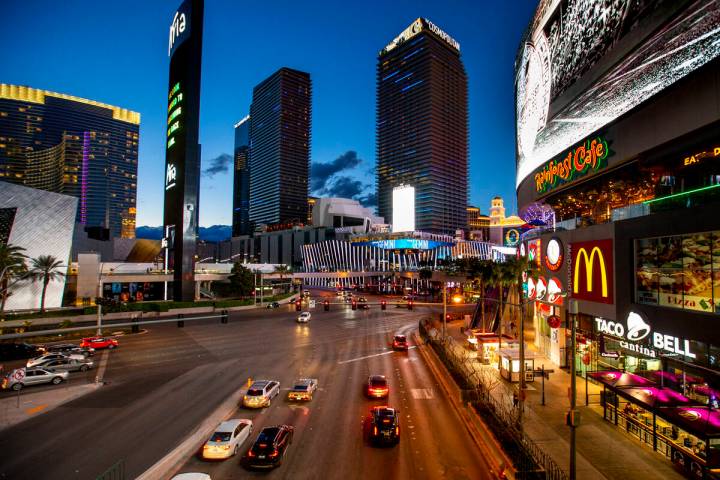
0, 291, 492, 479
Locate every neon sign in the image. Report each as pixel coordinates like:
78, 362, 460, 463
534, 136, 610, 193
571, 239, 613, 304
545, 237, 563, 271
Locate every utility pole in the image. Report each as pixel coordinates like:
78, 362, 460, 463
442, 282, 447, 340
518, 297, 526, 428
569, 299, 579, 480
96, 266, 103, 336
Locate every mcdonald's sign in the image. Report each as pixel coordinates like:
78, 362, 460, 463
570, 239, 614, 304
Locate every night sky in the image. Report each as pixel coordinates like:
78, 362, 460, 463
1, 0, 537, 227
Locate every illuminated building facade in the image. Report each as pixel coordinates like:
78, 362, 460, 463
0, 84, 140, 238
232, 115, 250, 236
376, 18, 468, 234
467, 205, 490, 241
249, 68, 311, 228
516, 5, 720, 472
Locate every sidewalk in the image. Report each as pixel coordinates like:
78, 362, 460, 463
447, 320, 684, 480
0, 383, 101, 431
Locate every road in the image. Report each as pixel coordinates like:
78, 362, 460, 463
0, 290, 491, 479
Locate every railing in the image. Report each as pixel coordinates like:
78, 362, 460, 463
96, 460, 124, 480
419, 319, 568, 480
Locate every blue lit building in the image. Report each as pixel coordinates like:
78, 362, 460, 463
376, 18, 468, 234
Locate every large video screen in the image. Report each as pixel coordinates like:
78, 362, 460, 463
515, 0, 720, 187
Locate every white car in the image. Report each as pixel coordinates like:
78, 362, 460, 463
201, 419, 253, 459
171, 474, 211, 480
26, 353, 85, 368
287, 378, 319, 401
242, 380, 280, 408
297, 312, 311, 323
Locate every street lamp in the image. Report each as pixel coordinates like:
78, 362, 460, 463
568, 298, 579, 480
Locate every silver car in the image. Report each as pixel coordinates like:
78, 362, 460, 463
2, 367, 69, 391
42, 357, 94, 373
243, 380, 280, 408
27, 352, 85, 368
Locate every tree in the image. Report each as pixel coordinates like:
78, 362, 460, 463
0, 243, 27, 318
470, 260, 498, 332
229, 262, 255, 297
273, 264, 291, 279
27, 255, 65, 313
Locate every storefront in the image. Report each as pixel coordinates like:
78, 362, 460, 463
590, 370, 720, 479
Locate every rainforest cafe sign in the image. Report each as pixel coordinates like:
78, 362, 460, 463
534, 136, 610, 193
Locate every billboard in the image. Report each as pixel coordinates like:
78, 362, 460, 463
570, 239, 614, 304
515, 1, 720, 188
392, 185, 415, 233
163, 0, 204, 301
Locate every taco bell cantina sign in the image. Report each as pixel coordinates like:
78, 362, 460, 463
595, 311, 696, 359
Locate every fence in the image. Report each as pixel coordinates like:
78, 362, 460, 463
419, 319, 568, 480
96, 460, 124, 480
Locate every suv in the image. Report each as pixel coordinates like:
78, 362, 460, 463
245, 425, 294, 469
368, 406, 400, 445
243, 380, 280, 408
287, 378, 318, 401
2, 367, 69, 391
202, 419, 253, 460
392, 334, 409, 351
0, 343, 42, 361
365, 375, 389, 399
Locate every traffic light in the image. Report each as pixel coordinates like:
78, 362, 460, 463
381, 300, 387, 310
407, 301, 413, 310
295, 300, 302, 312
324, 300, 330, 311
351, 300, 357, 310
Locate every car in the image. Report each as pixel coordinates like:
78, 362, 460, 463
287, 378, 318, 401
245, 425, 294, 469
40, 343, 95, 357
303, 291, 311, 297
42, 357, 94, 373
243, 380, 280, 408
201, 419, 253, 460
266, 302, 280, 309
366, 375, 389, 399
395, 299, 407, 308
2, 367, 69, 391
27, 352, 86, 368
287, 297, 296, 304
392, 334, 409, 351
359, 300, 370, 310
79, 337, 118, 350
358, 297, 368, 302
0, 343, 42, 361
297, 312, 311, 323
336, 291, 343, 297
368, 406, 400, 446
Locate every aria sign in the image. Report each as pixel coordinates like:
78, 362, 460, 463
534, 136, 610, 194
595, 311, 696, 359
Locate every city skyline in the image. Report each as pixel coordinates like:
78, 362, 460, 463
0, 0, 537, 227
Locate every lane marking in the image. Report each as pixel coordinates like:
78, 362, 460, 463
95, 350, 110, 383
410, 388, 434, 399
337, 346, 416, 365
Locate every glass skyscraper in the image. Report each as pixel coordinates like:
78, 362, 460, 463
376, 18, 468, 234
232, 115, 250, 236
0, 84, 140, 238
248, 68, 311, 228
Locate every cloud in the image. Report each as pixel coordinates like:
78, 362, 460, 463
203, 153, 232, 177
311, 150, 363, 192
357, 191, 377, 209
318, 175, 365, 198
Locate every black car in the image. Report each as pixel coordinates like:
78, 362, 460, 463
0, 343, 42, 361
245, 425, 294, 469
40, 343, 95, 357
368, 406, 400, 445
266, 302, 280, 309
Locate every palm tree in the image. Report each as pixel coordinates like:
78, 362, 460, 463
27, 255, 65, 313
0, 244, 27, 318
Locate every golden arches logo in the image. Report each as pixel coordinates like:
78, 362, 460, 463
573, 247, 608, 297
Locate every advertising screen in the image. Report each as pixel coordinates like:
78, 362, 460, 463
392, 185, 416, 233
515, 1, 720, 187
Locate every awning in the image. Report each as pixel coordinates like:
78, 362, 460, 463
588, 370, 656, 388
616, 386, 699, 410
656, 406, 720, 439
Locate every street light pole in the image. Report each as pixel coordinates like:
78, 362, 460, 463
518, 297, 526, 427
569, 299, 578, 480
96, 265, 104, 336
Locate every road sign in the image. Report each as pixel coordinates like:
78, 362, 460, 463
12, 368, 25, 381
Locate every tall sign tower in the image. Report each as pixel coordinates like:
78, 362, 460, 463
163, 0, 204, 301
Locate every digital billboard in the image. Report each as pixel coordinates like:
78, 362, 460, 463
392, 185, 415, 233
163, 0, 203, 301
515, 1, 720, 188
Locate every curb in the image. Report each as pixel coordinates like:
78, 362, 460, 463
413, 331, 516, 480
136, 385, 246, 480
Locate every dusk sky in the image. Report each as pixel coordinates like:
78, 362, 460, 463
1, 0, 537, 227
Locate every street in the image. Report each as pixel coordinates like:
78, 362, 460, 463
0, 292, 492, 479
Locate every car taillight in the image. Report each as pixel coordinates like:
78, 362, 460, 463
373, 426, 378, 436
222, 445, 230, 450
396, 426, 400, 435
269, 449, 279, 458
247, 450, 255, 457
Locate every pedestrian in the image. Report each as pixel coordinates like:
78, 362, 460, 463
513, 391, 519, 408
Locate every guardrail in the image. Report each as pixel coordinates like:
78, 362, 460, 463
419, 319, 568, 480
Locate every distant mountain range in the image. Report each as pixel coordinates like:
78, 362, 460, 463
136, 225, 232, 243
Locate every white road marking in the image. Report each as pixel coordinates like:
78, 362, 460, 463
337, 346, 416, 365
410, 388, 434, 399
95, 350, 110, 383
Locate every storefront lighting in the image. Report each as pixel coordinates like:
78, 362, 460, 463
643, 183, 720, 205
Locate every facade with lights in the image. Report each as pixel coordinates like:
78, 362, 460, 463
0, 84, 140, 239
516, 2, 720, 475
376, 18, 468, 235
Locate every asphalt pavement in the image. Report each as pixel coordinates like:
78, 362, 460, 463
0, 290, 491, 480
